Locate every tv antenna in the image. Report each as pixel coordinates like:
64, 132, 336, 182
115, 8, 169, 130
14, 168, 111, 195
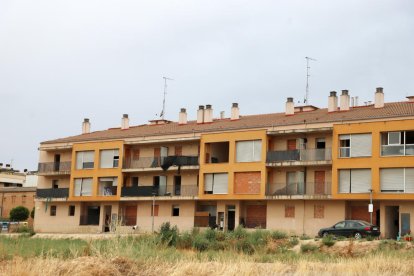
304, 56, 316, 104
160, 76, 173, 120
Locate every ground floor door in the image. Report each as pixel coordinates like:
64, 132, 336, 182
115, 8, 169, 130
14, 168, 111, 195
385, 206, 399, 239
87, 206, 100, 225
227, 206, 235, 231
314, 171, 325, 195
103, 205, 112, 232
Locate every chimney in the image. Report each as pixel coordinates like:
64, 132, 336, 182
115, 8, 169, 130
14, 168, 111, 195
82, 118, 91, 134
374, 87, 384, 108
204, 104, 213, 123
407, 96, 414, 102
231, 103, 240, 120
285, 97, 294, 115
340, 90, 350, 111
121, 114, 129, 130
220, 111, 225, 119
197, 105, 204, 124
328, 91, 338, 112
179, 108, 187, 125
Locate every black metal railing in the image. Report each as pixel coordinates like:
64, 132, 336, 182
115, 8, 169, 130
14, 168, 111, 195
266, 182, 331, 196
266, 148, 332, 163
123, 156, 199, 170
121, 184, 198, 197
36, 188, 69, 198
38, 162, 71, 174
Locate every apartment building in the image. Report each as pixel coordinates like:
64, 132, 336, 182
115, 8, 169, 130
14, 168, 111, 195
34, 88, 414, 238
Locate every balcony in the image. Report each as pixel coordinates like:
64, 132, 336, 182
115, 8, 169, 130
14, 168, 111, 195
121, 184, 198, 198
123, 156, 199, 171
36, 188, 69, 198
266, 182, 331, 198
266, 148, 332, 166
38, 161, 71, 175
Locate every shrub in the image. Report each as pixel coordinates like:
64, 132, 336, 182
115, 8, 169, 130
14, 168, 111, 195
9, 206, 29, 222
236, 239, 255, 255
15, 225, 35, 236
177, 232, 193, 249
232, 225, 248, 240
366, 235, 374, 241
158, 222, 179, 246
270, 230, 287, 240
301, 243, 319, 253
322, 235, 335, 247
192, 235, 209, 251
300, 234, 311, 240
249, 230, 270, 248
288, 237, 299, 247
204, 228, 217, 241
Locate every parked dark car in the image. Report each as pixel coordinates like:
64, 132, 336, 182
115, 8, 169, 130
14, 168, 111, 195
318, 220, 380, 239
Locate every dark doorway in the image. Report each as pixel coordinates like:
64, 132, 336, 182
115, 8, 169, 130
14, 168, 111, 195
153, 176, 160, 195
227, 205, 236, 231
376, 209, 381, 227
86, 206, 100, 225
174, 176, 181, 195
385, 206, 399, 239
54, 154, 61, 171
104, 205, 112, 232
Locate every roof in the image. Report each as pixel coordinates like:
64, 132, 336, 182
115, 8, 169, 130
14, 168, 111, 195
41, 101, 414, 145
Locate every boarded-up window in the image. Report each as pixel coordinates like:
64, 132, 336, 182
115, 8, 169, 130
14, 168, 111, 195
285, 205, 295, 218
246, 205, 266, 228
234, 172, 261, 194
151, 205, 159, 216
124, 206, 137, 226
175, 146, 182, 156
314, 205, 324, 218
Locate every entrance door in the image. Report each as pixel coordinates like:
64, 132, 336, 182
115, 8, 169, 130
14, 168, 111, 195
103, 205, 112, 232
314, 171, 325, 195
124, 205, 137, 226
54, 154, 61, 171
87, 206, 100, 225
174, 175, 181, 195
287, 139, 296, 150
227, 206, 236, 231
385, 206, 399, 239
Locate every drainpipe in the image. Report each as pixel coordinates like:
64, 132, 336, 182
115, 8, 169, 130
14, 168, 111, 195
302, 200, 305, 236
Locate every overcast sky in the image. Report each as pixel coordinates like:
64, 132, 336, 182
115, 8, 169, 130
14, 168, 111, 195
1, 0, 413, 171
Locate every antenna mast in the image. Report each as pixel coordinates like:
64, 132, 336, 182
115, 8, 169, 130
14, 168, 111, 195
160, 76, 173, 120
304, 56, 316, 104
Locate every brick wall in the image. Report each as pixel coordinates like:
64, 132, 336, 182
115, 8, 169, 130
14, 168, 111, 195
234, 172, 261, 194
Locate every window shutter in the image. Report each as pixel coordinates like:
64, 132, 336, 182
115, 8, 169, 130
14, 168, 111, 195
81, 178, 93, 196
159, 176, 167, 195
100, 150, 113, 168
212, 173, 228, 194
404, 168, 414, 193
350, 169, 371, 193
204, 174, 213, 192
339, 170, 350, 193
253, 140, 262, 161
74, 179, 82, 196
236, 141, 252, 162
76, 152, 83, 169
381, 168, 404, 192
351, 134, 372, 157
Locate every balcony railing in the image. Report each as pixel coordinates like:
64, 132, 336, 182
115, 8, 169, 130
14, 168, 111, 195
36, 188, 69, 198
123, 156, 199, 170
38, 162, 71, 174
267, 148, 332, 163
121, 184, 198, 197
266, 182, 331, 196
381, 144, 414, 156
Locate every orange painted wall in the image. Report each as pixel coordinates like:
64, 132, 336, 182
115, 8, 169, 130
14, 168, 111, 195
198, 129, 267, 200
68, 140, 124, 202
332, 119, 414, 200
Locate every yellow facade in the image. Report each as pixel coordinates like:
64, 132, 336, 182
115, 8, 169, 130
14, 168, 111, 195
332, 119, 414, 200
69, 140, 124, 202
199, 129, 268, 200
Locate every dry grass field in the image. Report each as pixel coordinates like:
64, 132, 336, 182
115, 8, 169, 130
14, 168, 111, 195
1, 225, 414, 276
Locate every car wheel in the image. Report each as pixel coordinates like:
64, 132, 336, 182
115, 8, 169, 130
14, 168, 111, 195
322, 232, 329, 237
354, 232, 362, 239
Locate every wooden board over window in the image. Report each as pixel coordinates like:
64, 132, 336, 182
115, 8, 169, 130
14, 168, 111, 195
245, 205, 266, 228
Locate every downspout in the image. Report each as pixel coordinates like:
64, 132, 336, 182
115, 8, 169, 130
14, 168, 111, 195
303, 199, 305, 236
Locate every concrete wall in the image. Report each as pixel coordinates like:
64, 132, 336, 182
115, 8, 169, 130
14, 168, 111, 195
267, 200, 346, 236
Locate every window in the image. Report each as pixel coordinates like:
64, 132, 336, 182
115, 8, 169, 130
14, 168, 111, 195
339, 134, 372, 157
151, 205, 159, 216
285, 205, 295, 218
339, 169, 371, 193
68, 205, 75, 216
204, 142, 229, 163
381, 131, 414, 156
334, 221, 346, 228
98, 177, 118, 196
380, 168, 414, 193
204, 173, 228, 194
100, 149, 119, 168
172, 205, 180, 216
74, 178, 93, 196
236, 140, 262, 162
50, 206, 56, 216
52, 180, 59, 189
76, 151, 94, 169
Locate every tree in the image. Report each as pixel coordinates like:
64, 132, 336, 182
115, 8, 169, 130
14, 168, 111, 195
30, 207, 35, 219
9, 206, 29, 222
